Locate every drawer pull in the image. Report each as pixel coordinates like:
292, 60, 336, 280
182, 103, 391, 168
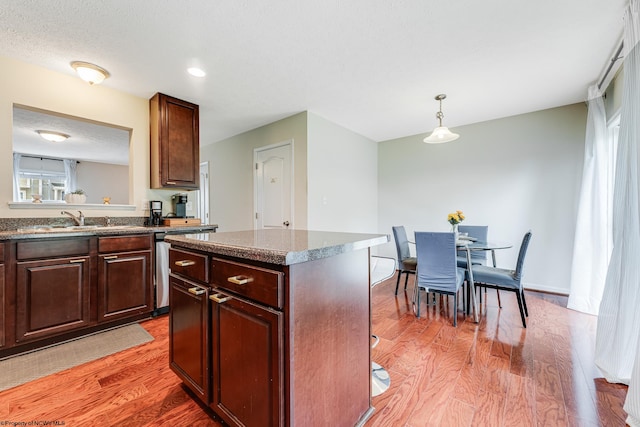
188, 287, 205, 296
228, 275, 253, 285
166, 181, 177, 185
175, 260, 196, 267
69, 258, 86, 263
210, 293, 232, 304
104, 255, 118, 260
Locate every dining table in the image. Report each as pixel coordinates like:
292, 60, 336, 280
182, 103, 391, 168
457, 238, 513, 323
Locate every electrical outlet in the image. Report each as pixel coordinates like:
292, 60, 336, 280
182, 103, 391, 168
186, 201, 193, 210
141, 199, 149, 210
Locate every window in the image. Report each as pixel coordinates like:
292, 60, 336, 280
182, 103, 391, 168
13, 155, 70, 202
18, 173, 66, 202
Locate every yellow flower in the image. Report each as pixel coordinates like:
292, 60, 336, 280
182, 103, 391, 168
447, 210, 465, 225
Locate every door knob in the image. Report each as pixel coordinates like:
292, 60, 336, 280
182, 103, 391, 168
283, 221, 290, 227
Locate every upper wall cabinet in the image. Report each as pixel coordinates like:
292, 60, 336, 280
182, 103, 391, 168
150, 93, 200, 190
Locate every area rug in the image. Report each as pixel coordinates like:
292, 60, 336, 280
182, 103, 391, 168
0, 323, 154, 392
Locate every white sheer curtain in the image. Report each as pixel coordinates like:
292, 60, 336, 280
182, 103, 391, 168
567, 85, 611, 315
595, 0, 640, 391
13, 153, 22, 201
620, 0, 640, 424
63, 159, 78, 193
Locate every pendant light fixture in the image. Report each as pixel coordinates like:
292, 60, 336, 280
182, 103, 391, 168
70, 61, 110, 85
423, 94, 459, 144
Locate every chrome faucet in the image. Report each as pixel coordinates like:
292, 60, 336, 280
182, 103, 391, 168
61, 210, 85, 226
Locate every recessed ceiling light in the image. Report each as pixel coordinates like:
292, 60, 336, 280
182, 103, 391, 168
70, 61, 110, 85
187, 67, 206, 77
36, 130, 70, 142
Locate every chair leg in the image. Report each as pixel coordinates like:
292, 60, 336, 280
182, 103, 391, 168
496, 289, 502, 308
515, 290, 527, 328
395, 271, 401, 295
521, 290, 528, 317
404, 272, 410, 291
413, 283, 421, 318
453, 292, 458, 327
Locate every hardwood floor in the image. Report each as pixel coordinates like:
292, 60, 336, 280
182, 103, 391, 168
370, 277, 628, 427
0, 274, 628, 426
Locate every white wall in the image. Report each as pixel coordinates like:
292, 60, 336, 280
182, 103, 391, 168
378, 104, 587, 294
307, 112, 378, 233
77, 161, 128, 204
200, 112, 308, 232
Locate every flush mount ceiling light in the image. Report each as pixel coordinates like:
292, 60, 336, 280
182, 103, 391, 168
187, 67, 206, 77
70, 61, 110, 85
423, 94, 459, 144
36, 130, 70, 142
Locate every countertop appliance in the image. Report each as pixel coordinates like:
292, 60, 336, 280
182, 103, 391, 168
172, 193, 188, 218
153, 224, 218, 316
149, 200, 163, 225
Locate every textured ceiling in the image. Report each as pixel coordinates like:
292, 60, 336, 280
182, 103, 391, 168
0, 0, 628, 150
12, 106, 130, 165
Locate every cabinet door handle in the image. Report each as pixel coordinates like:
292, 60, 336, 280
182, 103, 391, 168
175, 260, 196, 267
188, 287, 205, 296
166, 181, 177, 185
104, 255, 118, 260
228, 275, 253, 285
210, 293, 232, 304
69, 258, 86, 263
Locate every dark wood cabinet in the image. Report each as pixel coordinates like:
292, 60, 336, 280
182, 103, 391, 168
1, 233, 156, 358
169, 275, 210, 403
98, 235, 153, 323
150, 92, 200, 190
209, 290, 283, 427
168, 237, 373, 427
0, 243, 5, 349
15, 255, 91, 343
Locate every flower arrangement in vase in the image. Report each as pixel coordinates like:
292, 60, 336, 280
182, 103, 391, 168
447, 210, 465, 237
65, 189, 86, 204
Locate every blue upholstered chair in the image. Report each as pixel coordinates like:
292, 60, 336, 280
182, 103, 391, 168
413, 232, 466, 326
392, 226, 417, 295
468, 230, 532, 328
456, 225, 501, 307
456, 225, 488, 268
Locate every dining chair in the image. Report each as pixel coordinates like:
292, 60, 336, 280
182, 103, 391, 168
456, 225, 488, 268
413, 232, 465, 326
392, 226, 417, 295
456, 225, 501, 307
468, 230, 532, 328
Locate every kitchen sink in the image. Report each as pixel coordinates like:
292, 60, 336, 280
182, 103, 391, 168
16, 224, 142, 233
17, 226, 55, 232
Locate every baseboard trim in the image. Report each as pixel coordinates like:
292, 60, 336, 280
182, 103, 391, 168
523, 282, 569, 296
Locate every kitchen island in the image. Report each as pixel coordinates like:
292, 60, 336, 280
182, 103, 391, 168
165, 229, 388, 427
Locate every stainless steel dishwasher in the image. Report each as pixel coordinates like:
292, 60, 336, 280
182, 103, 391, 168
153, 226, 217, 315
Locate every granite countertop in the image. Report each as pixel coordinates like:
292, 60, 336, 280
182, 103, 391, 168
0, 224, 218, 241
165, 229, 389, 265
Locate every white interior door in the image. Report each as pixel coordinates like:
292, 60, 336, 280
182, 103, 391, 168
254, 141, 293, 229
198, 161, 210, 224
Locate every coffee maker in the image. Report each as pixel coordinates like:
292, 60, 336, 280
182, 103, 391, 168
149, 200, 163, 225
172, 193, 188, 218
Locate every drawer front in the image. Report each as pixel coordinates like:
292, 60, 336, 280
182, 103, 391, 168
211, 258, 283, 309
169, 248, 209, 283
98, 234, 152, 253
17, 238, 91, 260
